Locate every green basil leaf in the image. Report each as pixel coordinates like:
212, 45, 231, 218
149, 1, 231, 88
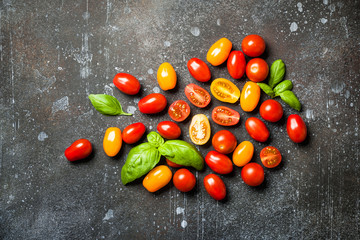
121, 143, 161, 185
268, 59, 285, 88
158, 140, 204, 170
147, 131, 164, 148
88, 94, 132, 116
273, 80, 293, 96
257, 83, 275, 98
279, 90, 301, 111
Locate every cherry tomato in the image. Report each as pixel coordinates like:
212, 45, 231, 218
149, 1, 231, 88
212, 130, 237, 154
241, 34, 266, 57
241, 163, 264, 187
157, 121, 181, 139
138, 93, 167, 114
122, 122, 146, 144
207, 38, 232, 66
227, 51, 246, 79
260, 99, 283, 122
103, 127, 122, 157
187, 58, 211, 82
189, 114, 211, 145
245, 117, 270, 142
211, 106, 240, 126
210, 78, 240, 103
287, 114, 307, 143
143, 165, 172, 192
240, 81, 261, 112
113, 73, 141, 95
173, 168, 196, 192
65, 139, 92, 161
205, 151, 233, 174
168, 100, 191, 122
260, 146, 282, 168
246, 58, 269, 82
232, 141, 254, 167
166, 159, 183, 168
184, 83, 211, 108
157, 62, 177, 91
203, 174, 226, 201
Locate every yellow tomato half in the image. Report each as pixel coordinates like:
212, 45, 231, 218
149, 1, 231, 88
240, 81, 261, 112
103, 127, 122, 157
157, 62, 177, 91
206, 38, 232, 66
210, 78, 240, 103
189, 114, 211, 145
143, 165, 172, 192
232, 141, 254, 167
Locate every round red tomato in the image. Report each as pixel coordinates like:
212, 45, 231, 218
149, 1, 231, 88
260, 99, 283, 122
157, 121, 181, 139
184, 83, 211, 108
166, 159, 183, 168
205, 151, 233, 174
227, 51, 246, 79
113, 73, 141, 95
173, 168, 196, 192
241, 163, 264, 187
245, 117, 269, 142
122, 122, 146, 144
241, 35, 266, 57
65, 139, 92, 161
211, 106, 240, 126
168, 100, 191, 122
287, 114, 307, 143
203, 174, 226, 201
260, 146, 282, 168
187, 58, 211, 82
246, 58, 269, 82
212, 130, 237, 154
138, 93, 167, 114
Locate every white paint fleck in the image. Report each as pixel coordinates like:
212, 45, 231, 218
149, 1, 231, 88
148, 69, 154, 75
339, 17, 349, 38
320, 18, 328, 24
38, 132, 48, 141
164, 41, 171, 47
345, 90, 350, 99
181, 220, 188, 228
152, 87, 160, 93
104, 85, 113, 95
82, 12, 90, 20
323, 0, 328, 5
103, 209, 114, 221
331, 82, 345, 93
149, 126, 153, 130
124, 6, 131, 14
350, 103, 354, 107
52, 96, 69, 114
58, 67, 63, 70
297, 2, 303, 12
126, 106, 137, 115
305, 109, 315, 121
74, 33, 92, 79
290, 22, 298, 32
190, 27, 200, 36
34, 69, 56, 93
176, 207, 185, 215
216, 19, 221, 26
328, 99, 334, 106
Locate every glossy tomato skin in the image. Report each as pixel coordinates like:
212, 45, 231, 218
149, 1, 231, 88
210, 78, 241, 103
241, 163, 264, 187
122, 122, 146, 144
212, 130, 237, 154
204, 174, 226, 201
205, 151, 233, 174
246, 58, 269, 82
168, 100, 191, 122
287, 114, 307, 143
189, 114, 211, 145
227, 51, 246, 79
232, 141, 254, 167
138, 93, 167, 114
211, 106, 240, 126
240, 81, 261, 112
260, 99, 283, 122
113, 73, 140, 95
207, 38, 232, 66
187, 58, 211, 82
173, 168, 196, 192
241, 35, 266, 57
260, 146, 282, 168
245, 117, 270, 142
166, 159, 183, 168
157, 121, 181, 139
65, 139, 92, 161
103, 127, 122, 157
184, 83, 211, 108
143, 165, 172, 192
157, 62, 177, 91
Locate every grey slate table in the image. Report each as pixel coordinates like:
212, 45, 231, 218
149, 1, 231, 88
1, 0, 359, 239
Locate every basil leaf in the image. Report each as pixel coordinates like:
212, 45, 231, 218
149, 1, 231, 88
279, 90, 301, 111
273, 80, 293, 96
158, 140, 204, 170
257, 83, 275, 98
121, 143, 161, 185
147, 131, 164, 148
268, 59, 285, 88
88, 94, 132, 116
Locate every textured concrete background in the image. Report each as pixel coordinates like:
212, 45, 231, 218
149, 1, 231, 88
1, 0, 359, 239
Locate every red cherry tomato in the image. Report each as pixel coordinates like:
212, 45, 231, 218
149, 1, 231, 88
122, 122, 146, 144
187, 58, 211, 82
260, 146, 282, 168
65, 139, 92, 161
260, 99, 283, 122
205, 151, 233, 175
157, 121, 181, 139
241, 163, 264, 187
246, 58, 269, 82
203, 174, 226, 201
211, 106, 240, 126
287, 114, 307, 143
166, 159, 183, 168
173, 168, 196, 192
168, 100, 191, 122
184, 83, 211, 108
212, 130, 237, 154
241, 34, 266, 57
138, 93, 167, 114
113, 73, 141, 95
245, 117, 270, 142
227, 51, 246, 79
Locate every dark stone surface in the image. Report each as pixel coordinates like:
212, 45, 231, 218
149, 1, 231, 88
1, 0, 359, 239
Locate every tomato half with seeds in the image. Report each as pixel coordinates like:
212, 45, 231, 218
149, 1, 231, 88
211, 106, 240, 126
232, 141, 254, 167
207, 38, 232, 66
168, 100, 191, 122
241, 34, 266, 57
138, 93, 167, 114
65, 139, 92, 162
245, 117, 269, 142
241, 163, 264, 187
187, 58, 211, 82
205, 151, 233, 175
157, 62, 177, 91
143, 165, 172, 192
173, 168, 196, 192
113, 73, 141, 95
260, 99, 283, 122
227, 51, 246, 79
122, 122, 146, 144
287, 114, 307, 143
212, 130, 237, 154
166, 159, 183, 168
189, 114, 211, 145
103, 127, 122, 157
210, 78, 240, 103
184, 83, 211, 108
204, 174, 226, 201
157, 121, 181, 139
240, 81, 261, 112
246, 58, 269, 83
260, 146, 282, 168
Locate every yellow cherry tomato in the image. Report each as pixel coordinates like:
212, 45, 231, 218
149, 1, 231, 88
189, 114, 211, 145
207, 38, 232, 66
143, 165, 172, 192
240, 81, 260, 112
210, 78, 240, 103
157, 62, 177, 91
103, 127, 122, 157
232, 141, 254, 167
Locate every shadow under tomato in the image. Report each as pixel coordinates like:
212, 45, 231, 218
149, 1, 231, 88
68, 147, 97, 164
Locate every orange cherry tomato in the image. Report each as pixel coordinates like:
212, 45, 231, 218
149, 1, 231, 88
240, 81, 261, 112
189, 114, 211, 145
232, 141, 254, 167
103, 127, 122, 157
210, 78, 240, 103
246, 58, 269, 82
157, 62, 177, 91
207, 38, 232, 66
260, 146, 282, 168
143, 165, 172, 192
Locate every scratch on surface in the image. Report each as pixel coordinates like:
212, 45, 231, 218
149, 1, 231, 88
74, 33, 92, 79
339, 17, 349, 38
106, 0, 111, 24
103, 209, 114, 221
34, 70, 56, 93
52, 96, 69, 114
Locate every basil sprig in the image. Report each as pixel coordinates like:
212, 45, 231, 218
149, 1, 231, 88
88, 94, 132, 116
268, 59, 285, 88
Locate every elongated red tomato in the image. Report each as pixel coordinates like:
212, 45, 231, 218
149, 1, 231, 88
168, 100, 191, 122
211, 106, 240, 126
65, 139, 92, 161
260, 146, 282, 168
187, 58, 211, 82
184, 83, 211, 108
241, 163, 264, 187
166, 159, 183, 168
287, 114, 307, 143
138, 93, 167, 114
227, 51, 246, 79
245, 117, 269, 142
157, 121, 181, 139
205, 151, 233, 174
113, 73, 140, 95
173, 169, 196, 192
204, 174, 226, 201
122, 122, 146, 144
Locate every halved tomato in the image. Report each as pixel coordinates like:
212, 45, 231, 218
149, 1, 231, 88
211, 106, 240, 126
210, 78, 240, 103
168, 100, 191, 122
184, 83, 211, 108
260, 146, 282, 168
189, 114, 211, 145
